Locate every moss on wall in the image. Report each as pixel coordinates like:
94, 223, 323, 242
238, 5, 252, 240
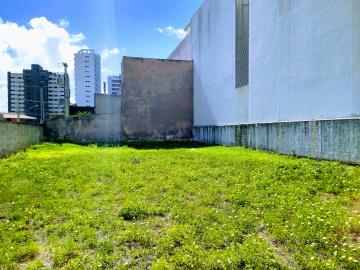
0, 122, 43, 158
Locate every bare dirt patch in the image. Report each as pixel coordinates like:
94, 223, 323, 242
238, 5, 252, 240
258, 228, 299, 270
349, 198, 360, 243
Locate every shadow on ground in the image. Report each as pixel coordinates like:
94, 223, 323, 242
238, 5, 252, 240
121, 140, 210, 149
48, 140, 211, 150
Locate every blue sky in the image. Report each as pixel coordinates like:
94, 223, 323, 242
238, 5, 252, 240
0, 0, 202, 110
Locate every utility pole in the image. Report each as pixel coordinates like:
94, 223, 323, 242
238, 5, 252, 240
16, 93, 20, 122
39, 85, 44, 124
63, 63, 69, 118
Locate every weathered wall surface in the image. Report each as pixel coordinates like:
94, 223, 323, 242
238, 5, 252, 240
193, 125, 236, 146
168, 33, 193, 61
44, 114, 121, 143
0, 122, 43, 158
194, 118, 360, 164
249, 0, 360, 123
121, 57, 193, 140
95, 94, 121, 115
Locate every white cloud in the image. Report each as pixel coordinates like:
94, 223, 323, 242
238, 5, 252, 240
0, 18, 3, 24
101, 47, 126, 60
101, 67, 114, 80
70, 33, 85, 43
157, 26, 186, 40
0, 85, 6, 111
59, 18, 70, 28
0, 17, 88, 111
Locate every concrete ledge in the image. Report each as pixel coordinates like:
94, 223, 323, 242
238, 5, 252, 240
193, 118, 360, 164
0, 122, 43, 158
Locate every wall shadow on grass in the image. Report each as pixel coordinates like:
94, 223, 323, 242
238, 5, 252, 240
121, 140, 210, 150
48, 139, 212, 150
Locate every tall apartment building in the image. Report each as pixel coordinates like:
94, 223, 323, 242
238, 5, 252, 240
7, 73, 24, 114
8, 64, 68, 120
23, 64, 50, 120
48, 73, 69, 115
107, 75, 122, 96
74, 49, 101, 107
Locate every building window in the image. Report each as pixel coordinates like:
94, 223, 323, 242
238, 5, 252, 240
235, 0, 249, 88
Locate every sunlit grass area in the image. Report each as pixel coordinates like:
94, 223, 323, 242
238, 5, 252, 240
0, 143, 360, 269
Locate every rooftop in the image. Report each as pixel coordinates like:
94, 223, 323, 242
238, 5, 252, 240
0, 113, 37, 121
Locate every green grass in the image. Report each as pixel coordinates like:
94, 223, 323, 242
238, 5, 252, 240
0, 143, 360, 269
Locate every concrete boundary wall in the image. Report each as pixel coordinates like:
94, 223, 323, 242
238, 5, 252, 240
0, 122, 43, 158
193, 118, 360, 163
193, 126, 236, 146
44, 113, 121, 144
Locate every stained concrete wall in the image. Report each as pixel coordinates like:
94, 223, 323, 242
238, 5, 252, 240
44, 114, 121, 143
95, 94, 121, 115
193, 125, 236, 146
194, 118, 360, 164
0, 122, 43, 158
121, 57, 193, 140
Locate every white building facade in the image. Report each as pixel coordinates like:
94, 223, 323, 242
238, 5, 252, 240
107, 75, 122, 96
167, 0, 360, 163
48, 73, 69, 116
74, 49, 101, 107
7, 73, 25, 114
169, 0, 360, 125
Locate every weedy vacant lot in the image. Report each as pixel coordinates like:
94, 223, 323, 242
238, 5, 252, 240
0, 143, 359, 270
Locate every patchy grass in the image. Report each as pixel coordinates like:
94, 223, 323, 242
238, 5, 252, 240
0, 143, 360, 269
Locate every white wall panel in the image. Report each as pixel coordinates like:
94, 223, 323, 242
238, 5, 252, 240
192, 0, 237, 126
249, 0, 360, 122
171, 0, 360, 125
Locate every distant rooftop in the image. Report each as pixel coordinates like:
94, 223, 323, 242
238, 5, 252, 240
76, 49, 96, 54
0, 113, 37, 121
